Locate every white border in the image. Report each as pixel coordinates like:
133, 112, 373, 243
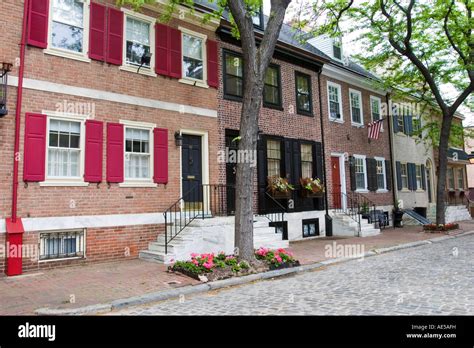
353, 154, 368, 192
44, 0, 91, 63
349, 88, 363, 127
179, 26, 209, 89
327, 81, 343, 123
8, 76, 217, 118
119, 119, 158, 187
120, 8, 157, 78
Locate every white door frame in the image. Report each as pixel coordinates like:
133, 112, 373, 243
331, 152, 347, 211
179, 130, 210, 211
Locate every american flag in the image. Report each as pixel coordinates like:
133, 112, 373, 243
368, 119, 383, 140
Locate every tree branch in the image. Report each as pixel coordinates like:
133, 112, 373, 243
444, 0, 468, 65
258, 0, 291, 73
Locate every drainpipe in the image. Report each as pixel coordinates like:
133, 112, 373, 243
385, 92, 397, 211
318, 70, 332, 236
5, 0, 29, 276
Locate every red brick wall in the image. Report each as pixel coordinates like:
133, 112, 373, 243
0, 224, 162, 275
1, 0, 220, 219
320, 75, 393, 206
217, 40, 324, 210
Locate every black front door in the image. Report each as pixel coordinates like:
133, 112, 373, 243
225, 130, 238, 215
181, 135, 202, 207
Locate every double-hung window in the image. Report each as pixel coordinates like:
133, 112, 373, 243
267, 139, 281, 177
415, 165, 423, 189
49, 0, 89, 59
223, 51, 243, 99
349, 89, 363, 125
182, 32, 205, 81
47, 119, 82, 179
400, 163, 408, 189
448, 167, 455, 190
375, 158, 386, 190
457, 168, 464, 190
327, 82, 342, 121
122, 10, 155, 75
370, 96, 382, 126
354, 155, 367, 190
125, 127, 151, 180
263, 66, 282, 107
126, 17, 151, 67
301, 144, 313, 178
295, 72, 312, 115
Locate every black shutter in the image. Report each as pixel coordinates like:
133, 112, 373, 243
349, 156, 356, 191
366, 158, 377, 192
257, 136, 268, 214
393, 113, 399, 133
314, 142, 324, 210
284, 139, 292, 181
421, 164, 426, 190
403, 115, 410, 135
385, 160, 392, 191
396, 161, 402, 191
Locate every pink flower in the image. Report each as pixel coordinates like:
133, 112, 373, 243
275, 255, 282, 263
203, 262, 213, 270
225, 256, 235, 260
190, 253, 198, 258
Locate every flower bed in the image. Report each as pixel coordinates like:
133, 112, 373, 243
169, 248, 300, 282
423, 223, 459, 232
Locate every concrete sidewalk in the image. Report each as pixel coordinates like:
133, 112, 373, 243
0, 223, 471, 315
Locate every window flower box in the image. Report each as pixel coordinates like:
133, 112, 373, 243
300, 177, 324, 198
267, 176, 294, 199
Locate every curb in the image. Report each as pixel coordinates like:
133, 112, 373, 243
35, 229, 474, 315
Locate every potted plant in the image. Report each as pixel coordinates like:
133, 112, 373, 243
393, 199, 404, 228
359, 201, 370, 219
300, 177, 324, 198
267, 176, 294, 199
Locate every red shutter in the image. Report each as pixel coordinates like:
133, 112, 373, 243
106, 8, 123, 65
206, 39, 218, 88
153, 128, 168, 184
155, 23, 169, 76
23, 113, 46, 182
27, 0, 49, 48
169, 28, 182, 79
89, 2, 106, 61
84, 120, 103, 183
106, 123, 124, 183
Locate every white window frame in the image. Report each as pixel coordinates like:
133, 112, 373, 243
354, 154, 367, 192
41, 111, 89, 187
120, 8, 157, 77
374, 156, 387, 192
457, 167, 465, 191
179, 26, 208, 89
370, 95, 383, 131
119, 120, 157, 188
332, 37, 343, 61
349, 89, 363, 126
415, 164, 424, 191
39, 229, 86, 262
400, 162, 409, 190
327, 81, 343, 123
45, 0, 91, 63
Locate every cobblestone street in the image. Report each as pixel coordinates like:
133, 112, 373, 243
112, 234, 474, 315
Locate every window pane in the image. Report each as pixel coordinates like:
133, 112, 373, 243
264, 85, 279, 105
296, 75, 309, 93
52, 0, 84, 27
225, 55, 243, 77
126, 18, 150, 45
225, 75, 243, 97
51, 22, 83, 52
183, 57, 203, 80
301, 144, 312, 162
297, 94, 310, 112
183, 34, 203, 60
265, 67, 278, 86
49, 132, 58, 147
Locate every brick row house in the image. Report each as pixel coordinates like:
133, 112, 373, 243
1, 0, 222, 273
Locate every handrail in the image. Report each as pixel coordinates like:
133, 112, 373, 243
350, 192, 377, 229
263, 192, 286, 224
331, 191, 361, 236
163, 184, 235, 254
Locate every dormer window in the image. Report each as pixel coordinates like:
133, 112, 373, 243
333, 37, 342, 60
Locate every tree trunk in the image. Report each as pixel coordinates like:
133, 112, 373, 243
234, 80, 264, 261
435, 113, 454, 225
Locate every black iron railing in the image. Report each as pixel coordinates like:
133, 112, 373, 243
331, 191, 361, 235
350, 192, 377, 229
263, 191, 286, 226
445, 190, 469, 207
163, 184, 235, 254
